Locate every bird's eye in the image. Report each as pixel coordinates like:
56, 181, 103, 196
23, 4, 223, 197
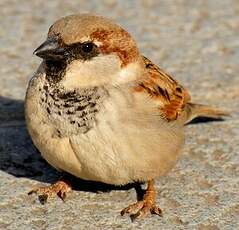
66, 41, 98, 61
81, 42, 94, 53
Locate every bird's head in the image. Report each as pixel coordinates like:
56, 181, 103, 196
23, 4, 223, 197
34, 14, 142, 89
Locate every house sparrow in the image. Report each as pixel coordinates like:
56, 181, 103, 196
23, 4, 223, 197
25, 14, 227, 220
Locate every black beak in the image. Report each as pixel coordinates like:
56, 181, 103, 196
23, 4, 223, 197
34, 36, 66, 60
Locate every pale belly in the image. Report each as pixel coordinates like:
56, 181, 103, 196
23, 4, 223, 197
25, 76, 185, 185
68, 120, 184, 185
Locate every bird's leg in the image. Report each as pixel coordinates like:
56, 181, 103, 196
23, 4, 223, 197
121, 179, 162, 221
28, 176, 72, 204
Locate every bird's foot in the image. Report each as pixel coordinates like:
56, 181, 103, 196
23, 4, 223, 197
121, 200, 162, 221
28, 178, 72, 204
121, 180, 162, 221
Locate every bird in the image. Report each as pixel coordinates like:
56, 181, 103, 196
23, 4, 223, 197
25, 14, 227, 220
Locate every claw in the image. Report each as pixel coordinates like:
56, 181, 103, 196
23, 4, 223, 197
57, 190, 67, 201
38, 194, 48, 205
151, 206, 162, 216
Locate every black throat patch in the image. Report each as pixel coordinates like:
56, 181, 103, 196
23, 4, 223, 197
45, 60, 67, 84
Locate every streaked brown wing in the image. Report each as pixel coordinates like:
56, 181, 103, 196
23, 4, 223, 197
134, 56, 191, 121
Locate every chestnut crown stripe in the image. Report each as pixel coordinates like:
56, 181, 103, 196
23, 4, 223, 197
90, 29, 139, 66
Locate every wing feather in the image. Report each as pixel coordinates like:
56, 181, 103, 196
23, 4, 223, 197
134, 56, 191, 121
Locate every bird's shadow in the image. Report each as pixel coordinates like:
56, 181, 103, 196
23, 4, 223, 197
0, 96, 226, 195
187, 117, 225, 125
0, 96, 143, 194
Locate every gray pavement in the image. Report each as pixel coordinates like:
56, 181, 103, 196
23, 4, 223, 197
0, 0, 239, 229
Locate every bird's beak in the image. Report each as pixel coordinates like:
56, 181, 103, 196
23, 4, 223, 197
33, 36, 66, 60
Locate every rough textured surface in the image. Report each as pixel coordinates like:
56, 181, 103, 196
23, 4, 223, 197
0, 0, 238, 229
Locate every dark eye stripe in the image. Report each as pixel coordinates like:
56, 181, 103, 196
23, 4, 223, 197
65, 41, 99, 62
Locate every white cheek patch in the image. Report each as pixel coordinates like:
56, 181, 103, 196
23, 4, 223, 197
61, 54, 122, 89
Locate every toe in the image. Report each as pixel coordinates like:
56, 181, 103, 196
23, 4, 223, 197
131, 206, 151, 221
28, 187, 46, 196
121, 201, 144, 216
28, 189, 36, 195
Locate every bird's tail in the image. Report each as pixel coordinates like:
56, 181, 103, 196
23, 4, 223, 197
183, 103, 229, 124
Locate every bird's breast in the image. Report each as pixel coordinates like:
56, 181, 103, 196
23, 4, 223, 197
37, 81, 107, 137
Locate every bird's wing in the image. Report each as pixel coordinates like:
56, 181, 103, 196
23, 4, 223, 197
134, 56, 191, 121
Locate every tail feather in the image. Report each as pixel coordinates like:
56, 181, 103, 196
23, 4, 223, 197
184, 103, 229, 124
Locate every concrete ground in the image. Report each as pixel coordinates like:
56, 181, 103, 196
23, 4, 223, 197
0, 0, 238, 229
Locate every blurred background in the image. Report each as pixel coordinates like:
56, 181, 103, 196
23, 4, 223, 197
0, 0, 238, 229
